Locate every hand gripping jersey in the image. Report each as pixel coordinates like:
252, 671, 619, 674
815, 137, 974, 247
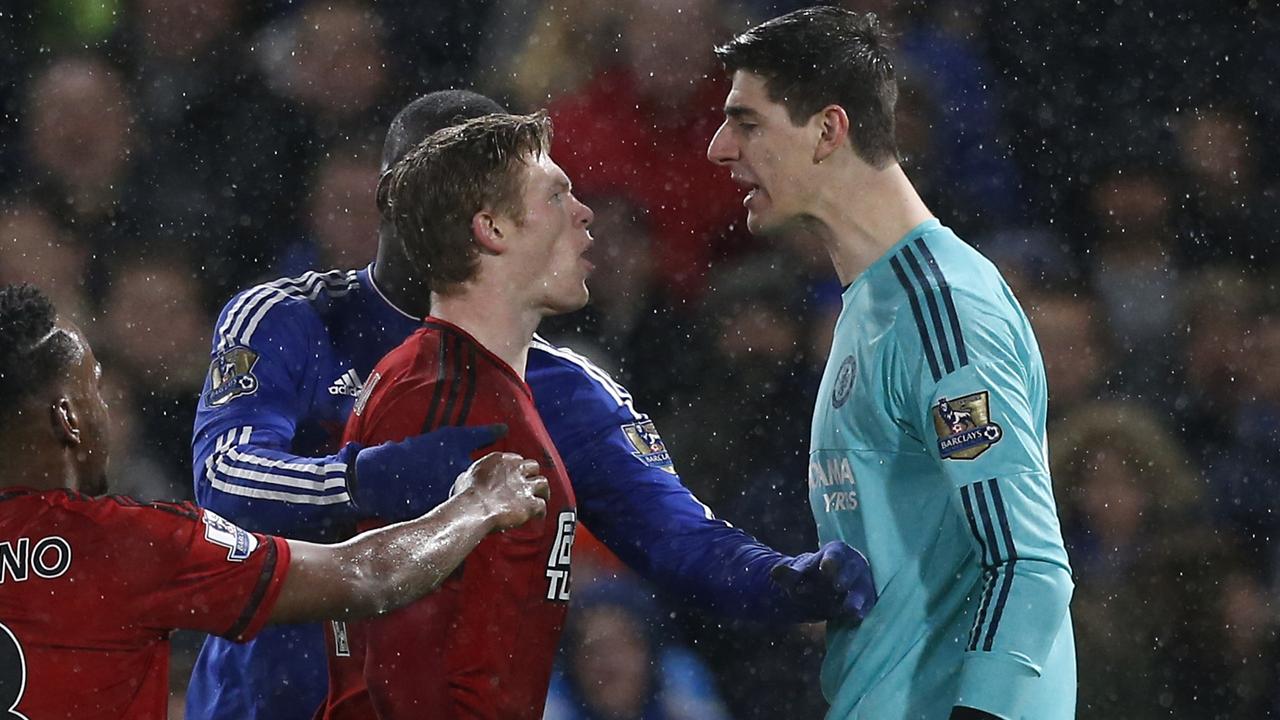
810, 219, 1075, 719
187, 266, 804, 720
323, 319, 575, 719
0, 488, 288, 719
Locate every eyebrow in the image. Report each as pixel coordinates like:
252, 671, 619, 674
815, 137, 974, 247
724, 105, 761, 121
551, 177, 571, 194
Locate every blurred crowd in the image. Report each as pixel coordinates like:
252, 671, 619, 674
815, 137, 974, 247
2, 0, 1278, 717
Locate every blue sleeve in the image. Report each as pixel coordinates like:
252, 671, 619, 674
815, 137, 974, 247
193, 285, 361, 538
900, 296, 1073, 718
531, 344, 813, 623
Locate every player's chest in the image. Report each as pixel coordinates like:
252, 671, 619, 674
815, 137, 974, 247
812, 325, 903, 451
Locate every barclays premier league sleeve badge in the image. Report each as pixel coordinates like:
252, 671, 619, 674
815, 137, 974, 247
622, 419, 676, 474
201, 509, 260, 562
205, 345, 260, 407
932, 391, 1003, 460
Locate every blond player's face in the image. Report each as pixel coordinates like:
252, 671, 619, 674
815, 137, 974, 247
508, 153, 595, 315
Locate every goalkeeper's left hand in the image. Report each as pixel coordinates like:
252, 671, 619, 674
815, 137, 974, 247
770, 541, 876, 623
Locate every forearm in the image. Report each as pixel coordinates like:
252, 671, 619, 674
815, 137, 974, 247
947, 471, 1076, 716
586, 498, 799, 621
274, 492, 495, 623
332, 491, 496, 617
956, 556, 1072, 704
194, 435, 361, 538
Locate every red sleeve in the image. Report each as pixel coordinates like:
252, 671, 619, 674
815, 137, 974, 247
93, 498, 291, 641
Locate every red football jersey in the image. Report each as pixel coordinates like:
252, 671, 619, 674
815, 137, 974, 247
321, 318, 576, 720
0, 487, 290, 719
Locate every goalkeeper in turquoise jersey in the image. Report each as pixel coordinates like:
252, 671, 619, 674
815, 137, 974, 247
709, 8, 1074, 720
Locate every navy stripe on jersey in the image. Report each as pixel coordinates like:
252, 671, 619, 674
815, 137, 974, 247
225, 538, 278, 641
984, 479, 1019, 651
962, 484, 996, 651
963, 479, 1018, 651
890, 255, 943, 382
892, 239, 969, 382
112, 497, 202, 521
913, 238, 968, 366
440, 337, 468, 427
422, 334, 458, 433
456, 345, 478, 425
902, 246, 955, 374
970, 569, 998, 652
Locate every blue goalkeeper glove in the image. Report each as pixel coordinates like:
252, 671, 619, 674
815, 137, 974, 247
347, 424, 507, 522
770, 541, 876, 623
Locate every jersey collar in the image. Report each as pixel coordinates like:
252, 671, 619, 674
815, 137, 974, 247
844, 217, 943, 301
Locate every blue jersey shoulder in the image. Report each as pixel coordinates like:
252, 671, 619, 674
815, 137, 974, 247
212, 269, 361, 349
528, 336, 644, 425
527, 337, 676, 476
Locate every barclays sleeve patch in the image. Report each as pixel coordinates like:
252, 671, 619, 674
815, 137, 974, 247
622, 419, 676, 474
201, 509, 260, 562
204, 345, 260, 407
931, 391, 1003, 460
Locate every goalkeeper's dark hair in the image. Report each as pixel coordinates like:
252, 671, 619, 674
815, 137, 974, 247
0, 285, 81, 423
714, 6, 899, 168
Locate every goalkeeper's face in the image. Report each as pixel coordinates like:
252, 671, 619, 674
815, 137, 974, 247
708, 70, 821, 237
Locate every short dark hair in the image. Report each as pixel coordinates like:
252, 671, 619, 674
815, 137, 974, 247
381, 112, 553, 293
714, 7, 899, 168
0, 284, 80, 422
381, 90, 507, 172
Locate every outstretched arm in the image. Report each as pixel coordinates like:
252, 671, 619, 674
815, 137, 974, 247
269, 452, 548, 624
194, 288, 495, 538
529, 345, 871, 623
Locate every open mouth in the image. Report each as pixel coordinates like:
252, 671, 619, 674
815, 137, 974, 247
732, 173, 762, 207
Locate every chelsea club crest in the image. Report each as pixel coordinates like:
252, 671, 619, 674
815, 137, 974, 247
832, 355, 856, 409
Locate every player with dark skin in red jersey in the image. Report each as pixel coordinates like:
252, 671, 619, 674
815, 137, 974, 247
0, 283, 550, 719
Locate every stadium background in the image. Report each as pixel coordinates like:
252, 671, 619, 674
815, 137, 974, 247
0, 0, 1276, 717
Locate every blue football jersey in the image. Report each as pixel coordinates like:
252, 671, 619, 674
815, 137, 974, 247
186, 266, 802, 720
810, 220, 1075, 719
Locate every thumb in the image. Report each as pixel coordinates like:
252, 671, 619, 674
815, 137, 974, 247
770, 562, 803, 591
819, 545, 852, 590
460, 423, 508, 449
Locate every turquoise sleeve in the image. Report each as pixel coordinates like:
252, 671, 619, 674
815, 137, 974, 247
904, 305, 1074, 719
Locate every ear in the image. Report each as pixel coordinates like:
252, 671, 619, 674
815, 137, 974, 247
51, 397, 81, 447
813, 105, 851, 164
375, 170, 394, 214
471, 210, 507, 255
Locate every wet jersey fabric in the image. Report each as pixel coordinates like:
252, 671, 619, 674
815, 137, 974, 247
186, 265, 796, 720
321, 318, 575, 719
810, 219, 1075, 720
0, 488, 288, 719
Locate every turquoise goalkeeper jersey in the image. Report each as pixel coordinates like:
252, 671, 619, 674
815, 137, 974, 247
811, 219, 1075, 720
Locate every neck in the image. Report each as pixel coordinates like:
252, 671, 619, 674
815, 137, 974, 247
0, 428, 67, 493
802, 162, 933, 285
430, 285, 542, 379
373, 230, 431, 318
